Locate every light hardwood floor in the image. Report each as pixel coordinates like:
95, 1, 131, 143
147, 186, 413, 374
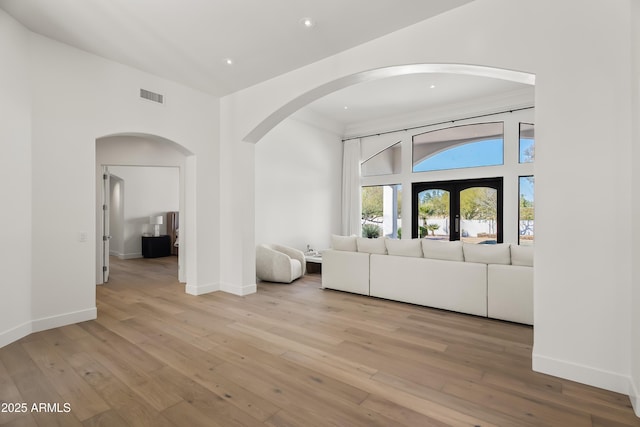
1, 256, 638, 426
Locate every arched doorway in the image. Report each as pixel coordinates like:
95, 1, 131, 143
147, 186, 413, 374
243, 64, 535, 143
95, 133, 194, 289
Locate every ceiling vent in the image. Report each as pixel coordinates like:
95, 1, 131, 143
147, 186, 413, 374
140, 88, 164, 104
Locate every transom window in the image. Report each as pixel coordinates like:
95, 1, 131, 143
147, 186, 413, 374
412, 122, 504, 172
362, 141, 401, 177
519, 123, 535, 163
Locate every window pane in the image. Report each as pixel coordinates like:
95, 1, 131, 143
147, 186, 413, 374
460, 187, 498, 244
362, 184, 402, 238
362, 141, 401, 177
417, 189, 450, 240
519, 176, 535, 245
519, 123, 535, 163
412, 122, 504, 172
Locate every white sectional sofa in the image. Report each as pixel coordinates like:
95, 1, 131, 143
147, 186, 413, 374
321, 235, 533, 325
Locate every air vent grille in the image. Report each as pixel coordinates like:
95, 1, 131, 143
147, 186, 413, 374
140, 88, 164, 104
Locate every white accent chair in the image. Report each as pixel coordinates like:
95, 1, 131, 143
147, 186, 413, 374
256, 244, 306, 284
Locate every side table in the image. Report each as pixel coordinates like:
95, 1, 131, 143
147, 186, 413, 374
305, 254, 322, 274
141, 235, 171, 258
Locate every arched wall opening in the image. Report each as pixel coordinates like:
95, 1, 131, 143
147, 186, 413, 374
95, 133, 195, 291
244, 64, 535, 144
248, 63, 535, 253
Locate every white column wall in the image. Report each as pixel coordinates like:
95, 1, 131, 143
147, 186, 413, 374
29, 33, 220, 330
255, 117, 342, 252
631, 1, 640, 416
220, 0, 636, 401
219, 113, 257, 295
0, 10, 32, 347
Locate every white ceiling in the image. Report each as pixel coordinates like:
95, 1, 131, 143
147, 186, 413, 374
1, 0, 535, 132
304, 73, 534, 131
0, 0, 474, 96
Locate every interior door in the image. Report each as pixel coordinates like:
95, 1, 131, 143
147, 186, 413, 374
412, 178, 503, 243
102, 166, 111, 283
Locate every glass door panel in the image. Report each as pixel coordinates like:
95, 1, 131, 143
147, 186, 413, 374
413, 178, 502, 243
460, 187, 498, 244
417, 189, 450, 240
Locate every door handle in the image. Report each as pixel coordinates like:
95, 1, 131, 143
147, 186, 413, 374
455, 215, 460, 233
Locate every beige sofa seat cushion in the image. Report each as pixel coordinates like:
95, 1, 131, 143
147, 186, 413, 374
488, 264, 533, 325
463, 242, 511, 264
331, 234, 357, 252
385, 238, 423, 258
370, 254, 487, 317
421, 239, 464, 261
511, 245, 534, 267
322, 249, 370, 295
357, 237, 387, 254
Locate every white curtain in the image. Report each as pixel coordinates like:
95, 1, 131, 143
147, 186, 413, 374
341, 139, 361, 236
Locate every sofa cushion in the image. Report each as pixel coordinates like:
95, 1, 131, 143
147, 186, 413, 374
463, 243, 511, 265
357, 237, 387, 254
421, 240, 464, 262
385, 238, 423, 258
511, 245, 534, 267
331, 234, 357, 252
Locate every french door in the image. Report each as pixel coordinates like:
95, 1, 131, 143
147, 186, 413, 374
412, 177, 503, 243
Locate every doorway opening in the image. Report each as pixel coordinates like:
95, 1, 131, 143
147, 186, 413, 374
101, 165, 180, 283
412, 177, 503, 243
96, 134, 191, 288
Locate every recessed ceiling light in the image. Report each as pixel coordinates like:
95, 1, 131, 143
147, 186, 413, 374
430, 84, 436, 89
224, 58, 234, 65
301, 17, 315, 28
343, 106, 349, 110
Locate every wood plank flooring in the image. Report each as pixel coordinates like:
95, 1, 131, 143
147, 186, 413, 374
1, 256, 638, 426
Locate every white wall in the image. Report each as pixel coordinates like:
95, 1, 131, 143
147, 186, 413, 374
631, 0, 640, 415
108, 166, 179, 258
255, 116, 342, 252
220, 0, 638, 407
0, 10, 32, 347
26, 31, 220, 335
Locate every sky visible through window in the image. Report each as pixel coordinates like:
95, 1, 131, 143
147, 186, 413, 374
520, 175, 534, 202
413, 138, 503, 172
519, 138, 534, 163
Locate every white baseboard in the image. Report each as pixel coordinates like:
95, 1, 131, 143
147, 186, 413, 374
184, 282, 256, 296
220, 281, 257, 296
631, 377, 640, 417
0, 308, 97, 349
185, 282, 220, 296
120, 253, 142, 260
532, 352, 630, 395
0, 321, 32, 348
31, 307, 97, 333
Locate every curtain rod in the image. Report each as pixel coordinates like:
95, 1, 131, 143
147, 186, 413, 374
341, 106, 534, 142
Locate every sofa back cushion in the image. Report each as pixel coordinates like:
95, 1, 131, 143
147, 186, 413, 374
511, 245, 534, 266
357, 237, 387, 254
463, 243, 511, 265
421, 240, 464, 262
385, 238, 423, 258
331, 234, 357, 252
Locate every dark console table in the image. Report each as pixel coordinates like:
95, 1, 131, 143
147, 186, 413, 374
142, 235, 171, 258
